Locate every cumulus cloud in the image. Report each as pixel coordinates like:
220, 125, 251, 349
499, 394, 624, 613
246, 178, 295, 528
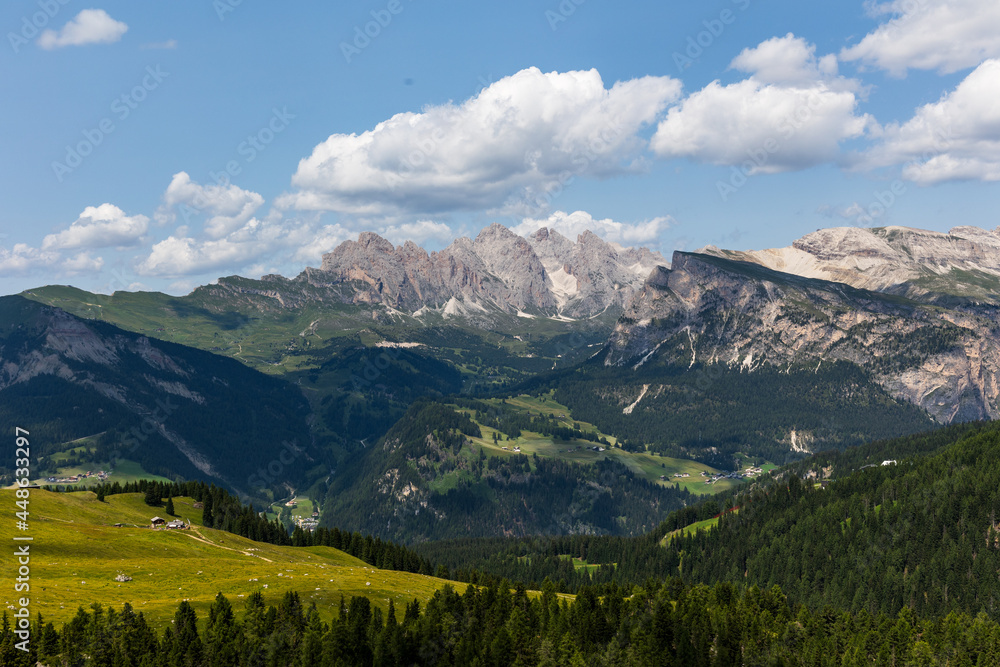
512, 210, 671, 246
731, 34, 839, 86
379, 220, 455, 246
138, 235, 254, 277
840, 0, 1000, 76
286, 223, 353, 264
281, 67, 682, 217
38, 9, 127, 50
41, 203, 148, 251
63, 252, 105, 274
137, 213, 354, 278
861, 59, 1000, 184
652, 35, 873, 174
158, 172, 264, 239
0, 244, 59, 275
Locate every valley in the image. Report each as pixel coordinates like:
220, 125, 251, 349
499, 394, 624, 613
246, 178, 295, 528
6, 223, 1000, 664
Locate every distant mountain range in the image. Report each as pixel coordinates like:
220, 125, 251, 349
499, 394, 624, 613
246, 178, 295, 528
299, 222, 666, 319
11, 222, 1000, 500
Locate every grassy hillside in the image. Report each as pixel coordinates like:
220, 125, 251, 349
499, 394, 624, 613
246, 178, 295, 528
322, 402, 694, 543
0, 490, 460, 629
453, 391, 744, 495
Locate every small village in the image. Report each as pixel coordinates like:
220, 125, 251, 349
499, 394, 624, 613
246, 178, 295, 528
46, 469, 110, 485
282, 496, 321, 532
659, 465, 765, 485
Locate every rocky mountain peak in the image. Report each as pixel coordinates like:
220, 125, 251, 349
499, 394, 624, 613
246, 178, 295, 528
309, 224, 665, 319
702, 224, 1000, 303
614, 227, 1000, 425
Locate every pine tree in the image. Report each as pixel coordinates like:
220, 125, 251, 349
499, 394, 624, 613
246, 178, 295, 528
165, 496, 175, 516
143, 485, 160, 507
202, 493, 214, 528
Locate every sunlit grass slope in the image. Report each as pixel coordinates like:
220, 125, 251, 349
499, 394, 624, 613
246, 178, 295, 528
0, 490, 462, 629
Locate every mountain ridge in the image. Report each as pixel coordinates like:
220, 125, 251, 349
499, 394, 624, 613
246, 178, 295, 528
314, 223, 667, 319
608, 246, 1000, 423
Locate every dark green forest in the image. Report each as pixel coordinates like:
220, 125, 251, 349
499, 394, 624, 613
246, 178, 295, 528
420, 421, 1000, 621
5, 580, 999, 666
538, 358, 935, 467
320, 402, 693, 543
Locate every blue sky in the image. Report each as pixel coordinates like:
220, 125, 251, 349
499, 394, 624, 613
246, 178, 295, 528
1, 0, 998, 295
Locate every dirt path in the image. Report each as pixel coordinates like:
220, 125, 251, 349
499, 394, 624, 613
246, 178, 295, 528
180, 529, 275, 562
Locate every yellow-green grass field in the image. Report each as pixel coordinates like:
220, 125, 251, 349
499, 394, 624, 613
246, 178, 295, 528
29, 459, 173, 489
660, 516, 721, 546
0, 490, 461, 630
557, 555, 610, 574
454, 393, 743, 495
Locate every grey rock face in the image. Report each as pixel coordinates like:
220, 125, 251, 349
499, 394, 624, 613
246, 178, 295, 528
314, 224, 666, 318
701, 225, 1000, 304
608, 251, 1000, 423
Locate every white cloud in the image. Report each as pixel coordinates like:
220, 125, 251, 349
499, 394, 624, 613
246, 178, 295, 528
281, 67, 682, 217
841, 0, 1000, 76
37, 9, 128, 50
166, 279, 198, 295
0, 244, 59, 275
731, 34, 839, 86
862, 59, 1000, 184
63, 252, 105, 274
652, 36, 873, 174
137, 230, 264, 277
41, 203, 148, 251
158, 172, 264, 239
512, 210, 671, 246
137, 212, 354, 278
287, 223, 353, 264
379, 220, 455, 246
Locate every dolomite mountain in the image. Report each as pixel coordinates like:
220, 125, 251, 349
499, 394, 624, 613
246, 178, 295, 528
607, 225, 1000, 424
312, 223, 666, 319
701, 225, 1000, 305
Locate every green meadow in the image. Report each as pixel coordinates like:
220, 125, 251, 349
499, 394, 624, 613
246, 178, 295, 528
454, 392, 742, 495
0, 490, 461, 629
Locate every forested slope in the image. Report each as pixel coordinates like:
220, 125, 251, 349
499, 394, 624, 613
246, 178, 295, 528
321, 402, 692, 543
420, 420, 1000, 623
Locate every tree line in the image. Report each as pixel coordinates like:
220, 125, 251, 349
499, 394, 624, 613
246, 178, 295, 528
4, 579, 999, 666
